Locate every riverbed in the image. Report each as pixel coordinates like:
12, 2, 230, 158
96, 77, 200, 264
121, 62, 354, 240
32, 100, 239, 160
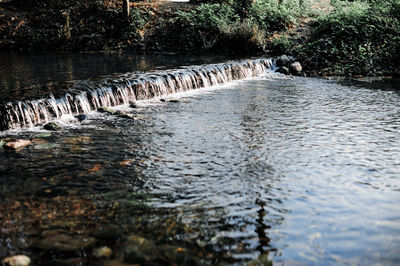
0, 52, 399, 265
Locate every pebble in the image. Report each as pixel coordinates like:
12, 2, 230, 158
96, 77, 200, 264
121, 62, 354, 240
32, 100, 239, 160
92, 246, 113, 259
1, 255, 31, 266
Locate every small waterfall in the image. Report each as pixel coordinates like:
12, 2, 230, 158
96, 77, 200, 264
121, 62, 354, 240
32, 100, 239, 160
0, 58, 274, 130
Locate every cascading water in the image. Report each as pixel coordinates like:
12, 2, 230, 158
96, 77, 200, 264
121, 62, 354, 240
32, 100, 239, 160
0, 58, 274, 130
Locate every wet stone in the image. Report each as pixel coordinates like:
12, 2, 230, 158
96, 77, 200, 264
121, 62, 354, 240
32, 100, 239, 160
129, 101, 138, 108
43, 122, 62, 131
276, 55, 294, 67
92, 246, 113, 259
120, 235, 162, 264
1, 255, 31, 266
160, 245, 202, 266
33, 233, 96, 252
4, 139, 31, 150
32, 133, 52, 138
98, 107, 116, 114
93, 224, 123, 240
277, 66, 290, 75
75, 114, 88, 121
289, 62, 303, 76
168, 99, 180, 103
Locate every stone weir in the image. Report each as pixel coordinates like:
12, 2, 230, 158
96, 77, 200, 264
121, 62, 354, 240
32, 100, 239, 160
0, 58, 274, 130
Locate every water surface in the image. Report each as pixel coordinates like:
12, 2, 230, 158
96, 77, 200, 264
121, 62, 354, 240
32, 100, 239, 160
0, 60, 399, 265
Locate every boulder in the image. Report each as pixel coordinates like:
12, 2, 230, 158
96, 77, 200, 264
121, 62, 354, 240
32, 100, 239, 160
4, 139, 31, 150
1, 255, 31, 266
289, 62, 302, 76
276, 55, 294, 67
277, 66, 290, 75
43, 122, 62, 131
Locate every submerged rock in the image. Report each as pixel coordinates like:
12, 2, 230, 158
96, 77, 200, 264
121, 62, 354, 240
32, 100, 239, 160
32, 133, 52, 138
160, 245, 202, 266
289, 62, 303, 76
92, 246, 113, 259
120, 235, 162, 264
33, 233, 96, 252
1, 255, 31, 266
93, 224, 123, 240
43, 122, 62, 131
4, 139, 31, 150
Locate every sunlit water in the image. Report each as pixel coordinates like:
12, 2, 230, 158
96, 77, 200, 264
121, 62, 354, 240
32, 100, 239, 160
0, 57, 399, 265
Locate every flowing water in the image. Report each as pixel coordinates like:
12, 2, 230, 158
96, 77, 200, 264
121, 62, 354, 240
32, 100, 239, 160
0, 52, 399, 265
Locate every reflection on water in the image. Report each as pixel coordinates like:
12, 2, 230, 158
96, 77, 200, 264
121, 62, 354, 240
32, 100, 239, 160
0, 50, 238, 101
0, 69, 400, 265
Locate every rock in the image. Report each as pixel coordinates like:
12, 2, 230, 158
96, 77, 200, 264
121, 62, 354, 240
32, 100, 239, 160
75, 114, 88, 122
32, 133, 52, 138
277, 66, 290, 75
276, 55, 294, 67
120, 235, 162, 264
33, 143, 59, 150
114, 110, 135, 119
4, 139, 31, 150
92, 246, 113, 259
289, 62, 302, 76
1, 255, 31, 266
160, 246, 202, 266
43, 122, 62, 131
160, 98, 166, 102
129, 101, 138, 108
93, 224, 123, 240
168, 99, 180, 103
97, 107, 116, 114
33, 233, 96, 252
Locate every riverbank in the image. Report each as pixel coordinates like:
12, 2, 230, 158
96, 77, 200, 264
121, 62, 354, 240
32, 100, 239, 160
0, 0, 399, 78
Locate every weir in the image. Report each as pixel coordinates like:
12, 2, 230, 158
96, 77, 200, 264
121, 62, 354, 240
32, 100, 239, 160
0, 58, 274, 130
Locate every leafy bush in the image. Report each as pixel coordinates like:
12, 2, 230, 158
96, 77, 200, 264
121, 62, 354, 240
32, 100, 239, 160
296, 0, 400, 76
217, 18, 266, 54
250, 0, 311, 34
150, 3, 240, 52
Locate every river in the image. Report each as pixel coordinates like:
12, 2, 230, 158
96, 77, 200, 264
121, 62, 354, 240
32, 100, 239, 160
0, 51, 399, 265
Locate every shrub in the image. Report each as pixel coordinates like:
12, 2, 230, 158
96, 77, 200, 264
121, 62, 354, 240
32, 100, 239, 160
250, 0, 311, 34
295, 0, 400, 76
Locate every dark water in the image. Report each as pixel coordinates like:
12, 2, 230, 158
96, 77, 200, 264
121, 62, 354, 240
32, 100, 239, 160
0, 50, 237, 101
0, 55, 400, 265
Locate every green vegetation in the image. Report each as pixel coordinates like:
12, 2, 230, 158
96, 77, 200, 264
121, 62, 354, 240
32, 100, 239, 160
0, 0, 399, 77
295, 0, 400, 76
